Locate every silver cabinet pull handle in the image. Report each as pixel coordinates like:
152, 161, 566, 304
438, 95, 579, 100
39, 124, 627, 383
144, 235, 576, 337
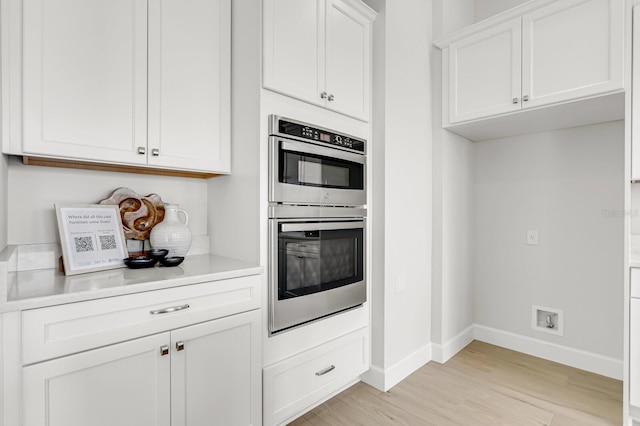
137, 146, 146, 155
150, 304, 190, 315
176, 341, 185, 351
151, 148, 160, 156
512, 97, 519, 104
315, 365, 335, 376
328, 94, 334, 102
160, 345, 169, 356
320, 91, 328, 99
523, 95, 529, 102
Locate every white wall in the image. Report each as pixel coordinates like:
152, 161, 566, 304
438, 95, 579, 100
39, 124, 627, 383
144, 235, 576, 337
0, 154, 7, 251
431, 0, 476, 360
364, 0, 433, 390
474, 0, 529, 22
6, 158, 208, 245
384, 0, 432, 375
208, 0, 261, 265
474, 121, 624, 360
433, 0, 475, 39
364, 0, 386, 372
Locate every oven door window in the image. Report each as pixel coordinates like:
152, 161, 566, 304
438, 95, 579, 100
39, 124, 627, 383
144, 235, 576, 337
279, 149, 364, 190
277, 224, 364, 300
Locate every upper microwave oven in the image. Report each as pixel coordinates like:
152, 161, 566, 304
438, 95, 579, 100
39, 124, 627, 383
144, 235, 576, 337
268, 115, 366, 207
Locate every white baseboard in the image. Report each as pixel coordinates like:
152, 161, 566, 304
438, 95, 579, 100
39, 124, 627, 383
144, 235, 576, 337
362, 343, 432, 392
361, 364, 385, 391
432, 325, 475, 363
474, 324, 623, 380
363, 324, 622, 393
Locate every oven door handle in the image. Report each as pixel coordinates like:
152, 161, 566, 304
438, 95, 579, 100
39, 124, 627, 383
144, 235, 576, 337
281, 222, 364, 232
280, 140, 365, 165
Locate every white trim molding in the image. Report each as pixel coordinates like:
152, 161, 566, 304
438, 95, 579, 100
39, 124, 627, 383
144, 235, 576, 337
362, 344, 432, 392
474, 325, 623, 380
431, 325, 475, 364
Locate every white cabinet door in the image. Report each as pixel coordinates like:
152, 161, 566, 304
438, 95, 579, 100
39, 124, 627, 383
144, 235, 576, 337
170, 309, 261, 426
631, 298, 640, 408
446, 18, 522, 124
22, 333, 171, 426
22, 0, 148, 165
147, 0, 231, 173
263, 0, 325, 107
324, 0, 371, 121
522, 0, 624, 109
263, 0, 374, 121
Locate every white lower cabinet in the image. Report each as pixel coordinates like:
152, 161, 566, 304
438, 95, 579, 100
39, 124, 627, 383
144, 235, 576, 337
9, 275, 262, 426
631, 298, 640, 409
23, 333, 172, 426
263, 327, 368, 426
170, 311, 260, 426
23, 309, 261, 426
631, 268, 640, 411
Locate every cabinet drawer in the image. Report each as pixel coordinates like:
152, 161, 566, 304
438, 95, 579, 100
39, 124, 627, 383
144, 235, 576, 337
263, 327, 368, 426
22, 275, 260, 365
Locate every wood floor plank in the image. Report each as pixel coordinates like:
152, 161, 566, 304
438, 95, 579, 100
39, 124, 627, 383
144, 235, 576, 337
288, 341, 622, 425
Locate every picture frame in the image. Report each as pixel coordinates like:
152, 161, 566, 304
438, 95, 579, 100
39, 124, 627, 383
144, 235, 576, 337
55, 204, 129, 276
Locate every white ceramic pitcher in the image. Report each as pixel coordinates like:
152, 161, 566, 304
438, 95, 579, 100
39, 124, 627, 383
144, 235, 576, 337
149, 204, 192, 257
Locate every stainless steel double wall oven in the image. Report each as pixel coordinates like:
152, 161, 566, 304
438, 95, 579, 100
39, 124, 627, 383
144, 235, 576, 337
268, 115, 367, 334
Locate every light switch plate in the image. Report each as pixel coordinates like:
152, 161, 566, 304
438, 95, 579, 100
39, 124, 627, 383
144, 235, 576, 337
527, 230, 539, 245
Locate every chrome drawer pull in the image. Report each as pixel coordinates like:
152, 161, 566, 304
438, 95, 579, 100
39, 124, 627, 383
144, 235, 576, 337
150, 304, 190, 315
160, 345, 169, 356
315, 365, 336, 376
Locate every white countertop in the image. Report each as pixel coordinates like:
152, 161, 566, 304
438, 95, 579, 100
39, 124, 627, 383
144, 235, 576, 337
0, 253, 262, 313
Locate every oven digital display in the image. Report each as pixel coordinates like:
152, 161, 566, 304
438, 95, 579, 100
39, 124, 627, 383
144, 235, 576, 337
277, 119, 366, 153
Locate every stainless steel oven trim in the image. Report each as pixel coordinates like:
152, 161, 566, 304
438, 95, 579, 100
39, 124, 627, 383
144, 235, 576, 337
280, 221, 363, 232
268, 136, 367, 207
268, 205, 367, 219
268, 216, 366, 335
268, 115, 366, 155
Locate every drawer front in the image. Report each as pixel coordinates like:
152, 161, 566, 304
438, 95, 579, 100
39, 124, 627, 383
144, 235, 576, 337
22, 275, 261, 365
632, 268, 640, 298
263, 327, 368, 426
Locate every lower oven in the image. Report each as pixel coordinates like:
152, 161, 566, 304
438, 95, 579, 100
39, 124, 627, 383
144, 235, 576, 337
268, 208, 366, 334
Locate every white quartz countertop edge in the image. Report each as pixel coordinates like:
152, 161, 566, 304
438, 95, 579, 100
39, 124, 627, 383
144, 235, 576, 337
0, 252, 263, 313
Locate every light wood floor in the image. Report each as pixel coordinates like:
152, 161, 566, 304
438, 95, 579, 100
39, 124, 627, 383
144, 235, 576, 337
289, 341, 622, 425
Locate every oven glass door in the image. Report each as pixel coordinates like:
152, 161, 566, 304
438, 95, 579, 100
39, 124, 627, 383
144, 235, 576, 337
277, 221, 364, 300
270, 138, 366, 206
270, 218, 366, 333
279, 148, 364, 191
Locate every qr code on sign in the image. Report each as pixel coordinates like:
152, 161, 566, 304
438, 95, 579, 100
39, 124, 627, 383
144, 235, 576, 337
74, 236, 94, 253
99, 235, 117, 250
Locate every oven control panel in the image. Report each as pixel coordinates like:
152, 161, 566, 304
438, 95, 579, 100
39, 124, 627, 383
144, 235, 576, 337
276, 118, 365, 153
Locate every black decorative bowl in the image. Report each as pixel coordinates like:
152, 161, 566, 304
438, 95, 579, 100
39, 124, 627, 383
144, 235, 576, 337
124, 256, 158, 269
159, 256, 184, 267
146, 249, 169, 260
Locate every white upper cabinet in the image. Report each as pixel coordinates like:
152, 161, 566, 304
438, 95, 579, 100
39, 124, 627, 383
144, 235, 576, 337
263, 0, 323, 108
3, 0, 231, 175
21, 0, 149, 165
438, 0, 624, 133
521, 0, 624, 109
446, 19, 522, 124
147, 0, 230, 173
263, 0, 375, 121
